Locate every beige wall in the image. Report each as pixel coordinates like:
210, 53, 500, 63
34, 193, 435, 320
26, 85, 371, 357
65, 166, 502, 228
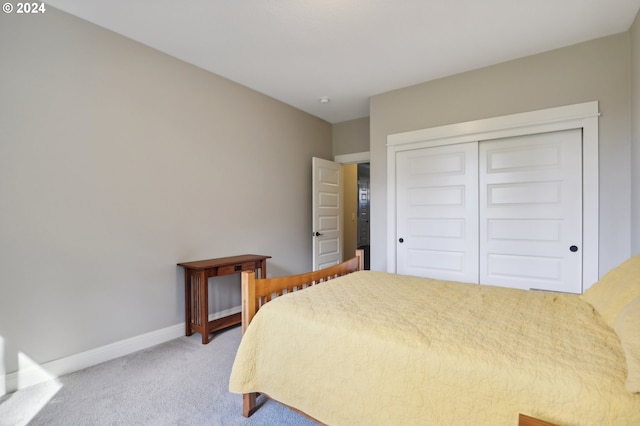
370, 33, 632, 277
631, 12, 640, 256
332, 117, 370, 156
0, 9, 331, 374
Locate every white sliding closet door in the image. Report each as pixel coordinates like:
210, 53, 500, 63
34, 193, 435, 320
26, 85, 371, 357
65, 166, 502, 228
478, 130, 583, 292
388, 102, 598, 292
394, 130, 583, 292
396, 143, 479, 282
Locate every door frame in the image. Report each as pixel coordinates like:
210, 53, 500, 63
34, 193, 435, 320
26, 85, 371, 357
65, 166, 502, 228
386, 101, 600, 290
334, 152, 371, 263
334, 151, 370, 164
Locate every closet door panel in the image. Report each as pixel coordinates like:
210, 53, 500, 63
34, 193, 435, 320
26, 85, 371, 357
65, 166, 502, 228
396, 143, 479, 282
479, 129, 583, 292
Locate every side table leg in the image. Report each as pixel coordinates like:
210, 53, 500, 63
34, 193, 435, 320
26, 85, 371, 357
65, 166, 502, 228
184, 269, 193, 336
259, 259, 267, 279
199, 270, 209, 344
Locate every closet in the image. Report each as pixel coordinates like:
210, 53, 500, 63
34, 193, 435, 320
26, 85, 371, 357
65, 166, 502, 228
387, 102, 599, 294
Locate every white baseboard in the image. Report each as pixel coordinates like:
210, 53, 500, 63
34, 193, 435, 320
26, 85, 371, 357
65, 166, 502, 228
2, 306, 241, 395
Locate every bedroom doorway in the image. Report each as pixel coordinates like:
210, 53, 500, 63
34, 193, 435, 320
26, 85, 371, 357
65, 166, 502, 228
356, 163, 370, 269
315, 152, 370, 270
342, 162, 370, 270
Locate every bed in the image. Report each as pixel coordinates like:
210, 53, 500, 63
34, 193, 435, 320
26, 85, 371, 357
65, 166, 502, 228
229, 251, 640, 425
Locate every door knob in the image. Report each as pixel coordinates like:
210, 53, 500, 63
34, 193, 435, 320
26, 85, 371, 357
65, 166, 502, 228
399, 238, 404, 243
569, 245, 578, 252
314, 232, 323, 237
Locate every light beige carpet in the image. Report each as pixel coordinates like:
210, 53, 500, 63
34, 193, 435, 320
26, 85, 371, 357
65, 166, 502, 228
0, 326, 314, 425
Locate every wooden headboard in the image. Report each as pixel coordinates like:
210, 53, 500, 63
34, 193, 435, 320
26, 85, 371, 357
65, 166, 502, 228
240, 249, 364, 333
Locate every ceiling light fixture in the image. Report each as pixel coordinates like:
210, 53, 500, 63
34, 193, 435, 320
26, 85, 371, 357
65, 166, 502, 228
319, 96, 331, 104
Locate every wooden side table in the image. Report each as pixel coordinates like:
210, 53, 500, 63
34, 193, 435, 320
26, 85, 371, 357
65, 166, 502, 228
178, 254, 271, 344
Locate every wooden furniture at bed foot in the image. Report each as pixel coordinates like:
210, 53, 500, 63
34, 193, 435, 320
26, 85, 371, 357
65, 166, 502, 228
518, 414, 558, 426
178, 254, 270, 344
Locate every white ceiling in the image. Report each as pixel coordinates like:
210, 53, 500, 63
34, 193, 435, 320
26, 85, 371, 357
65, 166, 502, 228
46, 0, 640, 123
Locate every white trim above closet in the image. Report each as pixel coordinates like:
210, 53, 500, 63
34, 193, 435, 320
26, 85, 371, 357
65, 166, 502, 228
386, 101, 600, 292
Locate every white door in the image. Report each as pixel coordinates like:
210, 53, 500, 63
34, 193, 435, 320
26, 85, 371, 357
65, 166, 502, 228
312, 157, 343, 271
479, 130, 583, 292
396, 143, 479, 282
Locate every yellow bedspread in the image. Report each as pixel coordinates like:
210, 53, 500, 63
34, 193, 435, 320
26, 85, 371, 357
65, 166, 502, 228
229, 271, 640, 425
